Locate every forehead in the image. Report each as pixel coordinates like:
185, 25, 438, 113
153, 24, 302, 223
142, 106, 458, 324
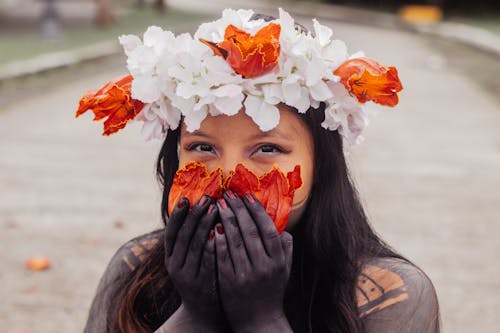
181, 107, 307, 141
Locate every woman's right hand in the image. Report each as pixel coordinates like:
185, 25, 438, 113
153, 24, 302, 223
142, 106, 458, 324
162, 196, 224, 332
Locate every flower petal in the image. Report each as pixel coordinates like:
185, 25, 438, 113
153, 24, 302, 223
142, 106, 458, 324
334, 57, 403, 106
244, 95, 280, 132
75, 74, 144, 136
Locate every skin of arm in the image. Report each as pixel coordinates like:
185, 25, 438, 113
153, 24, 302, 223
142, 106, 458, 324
154, 304, 222, 333
358, 257, 440, 333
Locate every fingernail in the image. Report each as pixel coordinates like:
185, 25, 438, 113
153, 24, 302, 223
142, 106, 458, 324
244, 193, 255, 203
208, 203, 216, 215
209, 229, 215, 240
177, 198, 187, 208
226, 190, 236, 200
216, 224, 224, 235
218, 198, 228, 209
198, 195, 208, 207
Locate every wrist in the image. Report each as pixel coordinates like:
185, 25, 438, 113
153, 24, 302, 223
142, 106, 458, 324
235, 313, 292, 333
181, 304, 225, 332
157, 304, 223, 333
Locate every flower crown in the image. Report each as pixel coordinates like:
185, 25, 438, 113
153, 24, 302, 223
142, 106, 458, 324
76, 8, 402, 145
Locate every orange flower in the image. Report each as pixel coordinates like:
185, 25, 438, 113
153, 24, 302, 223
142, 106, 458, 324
334, 57, 403, 107
226, 164, 302, 234
76, 74, 144, 135
167, 161, 302, 234
168, 162, 224, 214
200, 23, 281, 78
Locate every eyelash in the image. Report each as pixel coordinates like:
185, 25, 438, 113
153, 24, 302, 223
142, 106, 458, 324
185, 142, 286, 156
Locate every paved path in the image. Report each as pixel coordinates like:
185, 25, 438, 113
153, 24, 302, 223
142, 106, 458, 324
1, 5, 499, 333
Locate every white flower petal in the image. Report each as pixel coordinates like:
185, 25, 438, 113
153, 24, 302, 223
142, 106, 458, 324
262, 84, 283, 105
282, 81, 301, 105
158, 97, 181, 130
140, 119, 164, 141
309, 80, 333, 101
131, 75, 161, 103
244, 96, 280, 132
119, 34, 142, 56
295, 88, 312, 113
183, 107, 208, 132
126, 45, 157, 75
214, 93, 244, 116
313, 19, 333, 47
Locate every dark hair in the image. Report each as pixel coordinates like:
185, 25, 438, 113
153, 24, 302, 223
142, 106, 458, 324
107, 102, 404, 332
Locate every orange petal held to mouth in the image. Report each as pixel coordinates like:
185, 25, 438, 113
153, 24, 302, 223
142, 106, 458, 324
200, 23, 281, 78
334, 57, 403, 107
226, 164, 302, 234
168, 162, 302, 234
168, 162, 224, 214
76, 74, 144, 135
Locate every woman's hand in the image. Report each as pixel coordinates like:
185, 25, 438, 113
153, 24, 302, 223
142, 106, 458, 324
163, 196, 224, 332
214, 190, 294, 333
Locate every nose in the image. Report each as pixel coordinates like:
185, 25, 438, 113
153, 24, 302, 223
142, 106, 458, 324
218, 153, 243, 179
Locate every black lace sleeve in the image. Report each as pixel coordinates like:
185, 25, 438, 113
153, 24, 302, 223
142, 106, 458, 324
83, 231, 162, 333
357, 258, 440, 333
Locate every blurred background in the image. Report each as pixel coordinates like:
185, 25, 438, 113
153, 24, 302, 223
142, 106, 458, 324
0, 0, 499, 332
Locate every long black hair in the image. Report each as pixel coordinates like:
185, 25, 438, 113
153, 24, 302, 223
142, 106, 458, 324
107, 102, 403, 332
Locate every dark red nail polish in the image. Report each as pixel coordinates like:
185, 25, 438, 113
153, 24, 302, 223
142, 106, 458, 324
209, 230, 215, 240
198, 195, 208, 206
177, 198, 186, 208
208, 204, 216, 215
218, 198, 228, 209
226, 190, 236, 200
245, 193, 255, 203
216, 224, 224, 235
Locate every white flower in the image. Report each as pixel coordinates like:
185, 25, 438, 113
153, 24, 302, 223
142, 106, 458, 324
119, 34, 142, 57
244, 95, 280, 131
195, 9, 265, 42
135, 99, 181, 141
131, 75, 161, 103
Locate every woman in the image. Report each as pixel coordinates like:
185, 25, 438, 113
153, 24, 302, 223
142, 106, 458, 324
78, 9, 440, 332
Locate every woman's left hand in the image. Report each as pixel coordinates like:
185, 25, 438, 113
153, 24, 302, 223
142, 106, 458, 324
214, 190, 294, 333
163, 196, 225, 332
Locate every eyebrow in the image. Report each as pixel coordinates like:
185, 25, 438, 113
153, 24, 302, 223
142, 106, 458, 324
186, 130, 215, 139
249, 128, 293, 140
186, 128, 293, 141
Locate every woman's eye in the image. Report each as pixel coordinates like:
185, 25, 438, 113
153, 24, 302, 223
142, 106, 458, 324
254, 144, 283, 156
187, 143, 215, 153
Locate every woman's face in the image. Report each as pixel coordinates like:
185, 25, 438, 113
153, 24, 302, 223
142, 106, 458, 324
178, 105, 314, 231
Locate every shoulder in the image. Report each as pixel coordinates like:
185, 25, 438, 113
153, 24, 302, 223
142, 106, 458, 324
356, 257, 440, 332
110, 229, 164, 272
84, 230, 164, 332
93, 229, 163, 291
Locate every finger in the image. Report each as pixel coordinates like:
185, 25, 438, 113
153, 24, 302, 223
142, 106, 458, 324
199, 230, 216, 283
185, 203, 218, 274
217, 198, 251, 274
281, 231, 293, 275
243, 193, 283, 259
224, 190, 266, 266
215, 223, 235, 280
170, 195, 211, 269
164, 197, 189, 258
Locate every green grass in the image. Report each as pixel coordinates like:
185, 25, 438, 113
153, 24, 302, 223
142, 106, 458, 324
0, 8, 211, 65
447, 16, 500, 36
